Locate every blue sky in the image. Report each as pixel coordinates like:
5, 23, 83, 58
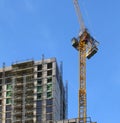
0, 0, 120, 123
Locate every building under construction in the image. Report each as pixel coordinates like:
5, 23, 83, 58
0, 57, 67, 123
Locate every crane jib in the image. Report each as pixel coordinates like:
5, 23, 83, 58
73, 0, 86, 32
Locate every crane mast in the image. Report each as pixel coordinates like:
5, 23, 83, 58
72, 0, 99, 123
79, 32, 87, 123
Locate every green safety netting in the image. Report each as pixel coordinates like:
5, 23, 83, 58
6, 98, 12, 104
6, 91, 12, 97
7, 85, 12, 91
37, 86, 42, 93
47, 84, 52, 91
47, 92, 52, 98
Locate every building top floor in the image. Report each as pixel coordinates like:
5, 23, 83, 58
0, 57, 56, 72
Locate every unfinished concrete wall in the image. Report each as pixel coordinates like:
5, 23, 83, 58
0, 58, 67, 123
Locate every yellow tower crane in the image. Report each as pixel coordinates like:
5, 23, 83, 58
71, 0, 99, 123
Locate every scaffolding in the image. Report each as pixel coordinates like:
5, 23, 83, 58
0, 63, 13, 123
12, 60, 34, 123
65, 81, 68, 119
2, 63, 5, 123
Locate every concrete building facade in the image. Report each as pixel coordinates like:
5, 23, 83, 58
0, 58, 67, 123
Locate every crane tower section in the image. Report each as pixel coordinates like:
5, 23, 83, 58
71, 0, 99, 123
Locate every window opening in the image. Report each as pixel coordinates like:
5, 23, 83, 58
37, 100, 42, 107
37, 115, 42, 122
6, 99, 12, 104
6, 84, 12, 91
47, 92, 52, 98
47, 70, 52, 76
46, 113, 52, 120
47, 77, 52, 83
0, 86, 2, 91
26, 76, 33, 82
46, 99, 53, 105
5, 119, 11, 123
37, 93, 42, 100
0, 79, 2, 84
37, 65, 42, 71
6, 105, 11, 111
5, 78, 11, 84
6, 91, 12, 97
37, 79, 42, 85
36, 108, 42, 114
37, 72, 42, 78
37, 86, 42, 93
47, 63, 52, 69
46, 106, 52, 113
6, 112, 11, 118
0, 93, 1, 98
47, 84, 52, 91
